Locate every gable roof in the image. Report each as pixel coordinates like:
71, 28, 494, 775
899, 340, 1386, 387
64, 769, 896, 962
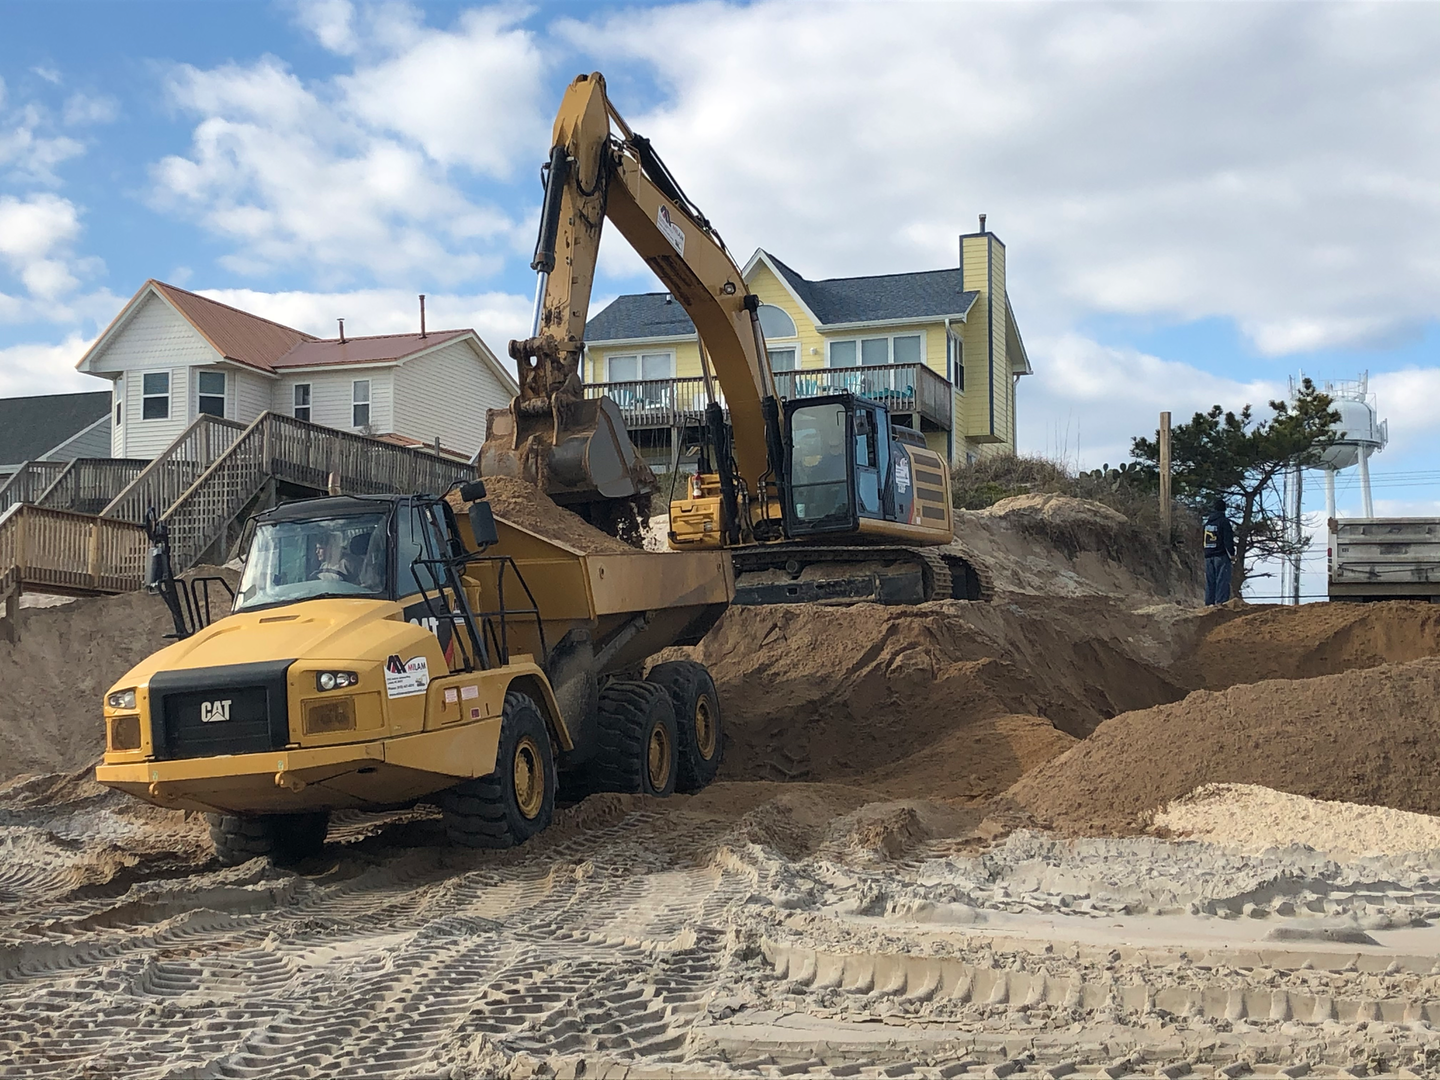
757, 251, 979, 327
80, 281, 516, 391
585, 250, 979, 342
0, 390, 111, 466
273, 329, 471, 369
151, 281, 316, 372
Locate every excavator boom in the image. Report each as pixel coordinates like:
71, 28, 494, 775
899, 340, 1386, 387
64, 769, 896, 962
481, 73, 778, 518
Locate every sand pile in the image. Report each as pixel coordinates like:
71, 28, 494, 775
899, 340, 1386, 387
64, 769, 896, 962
1008, 657, 1440, 834
481, 476, 635, 554
1188, 600, 1440, 690
1155, 782, 1440, 859
682, 596, 1186, 788
960, 493, 1201, 602
0, 591, 174, 781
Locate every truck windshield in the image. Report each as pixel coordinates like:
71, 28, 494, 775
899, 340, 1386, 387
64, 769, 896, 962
234, 513, 390, 612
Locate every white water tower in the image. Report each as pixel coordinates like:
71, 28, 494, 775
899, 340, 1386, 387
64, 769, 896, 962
1310, 374, 1387, 519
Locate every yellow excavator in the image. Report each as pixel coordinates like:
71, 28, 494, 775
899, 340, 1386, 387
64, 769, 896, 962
481, 72, 984, 605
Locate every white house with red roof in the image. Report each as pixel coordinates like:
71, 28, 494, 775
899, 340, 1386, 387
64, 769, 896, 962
76, 281, 517, 460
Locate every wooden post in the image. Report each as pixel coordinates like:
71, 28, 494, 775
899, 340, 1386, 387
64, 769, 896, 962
1159, 411, 1172, 539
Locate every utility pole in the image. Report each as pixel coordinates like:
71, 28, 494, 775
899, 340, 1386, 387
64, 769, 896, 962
1158, 411, 1172, 539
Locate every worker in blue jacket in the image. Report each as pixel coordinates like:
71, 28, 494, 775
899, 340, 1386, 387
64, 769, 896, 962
1203, 497, 1236, 605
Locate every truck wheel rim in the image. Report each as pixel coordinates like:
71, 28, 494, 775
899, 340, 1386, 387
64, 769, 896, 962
647, 723, 672, 791
694, 694, 717, 760
514, 735, 545, 820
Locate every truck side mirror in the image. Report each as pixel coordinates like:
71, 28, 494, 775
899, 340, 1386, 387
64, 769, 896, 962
468, 500, 499, 548
145, 545, 166, 593
459, 480, 488, 503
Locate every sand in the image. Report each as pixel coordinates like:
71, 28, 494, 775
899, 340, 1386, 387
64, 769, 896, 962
5, 494, 1440, 1076
1008, 657, 1440, 834
1156, 782, 1440, 859
481, 475, 637, 554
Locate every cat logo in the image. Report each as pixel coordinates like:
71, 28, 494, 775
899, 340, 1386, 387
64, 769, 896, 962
199, 699, 233, 723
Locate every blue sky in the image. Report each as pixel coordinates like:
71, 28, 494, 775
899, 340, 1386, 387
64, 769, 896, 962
3, 1, 1439, 598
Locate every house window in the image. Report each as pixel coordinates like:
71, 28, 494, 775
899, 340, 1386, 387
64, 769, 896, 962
861, 337, 889, 365
892, 334, 922, 366
947, 335, 964, 391
197, 371, 226, 417
827, 333, 925, 368
606, 353, 674, 382
142, 372, 169, 420
114, 378, 122, 426
767, 347, 798, 373
293, 383, 312, 422
757, 304, 797, 340
352, 380, 371, 429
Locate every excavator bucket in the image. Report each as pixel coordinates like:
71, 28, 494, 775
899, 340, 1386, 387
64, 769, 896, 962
480, 394, 657, 507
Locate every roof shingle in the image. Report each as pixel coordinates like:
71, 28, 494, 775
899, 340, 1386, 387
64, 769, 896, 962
584, 250, 979, 342
0, 390, 110, 466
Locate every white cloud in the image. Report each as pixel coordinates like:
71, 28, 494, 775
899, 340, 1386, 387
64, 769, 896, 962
0, 193, 99, 303
152, 7, 546, 285
294, 0, 360, 56
562, 2, 1440, 356
1019, 332, 1281, 470
1369, 368, 1440, 457
62, 92, 120, 127
337, 7, 546, 177
0, 335, 105, 397
0, 102, 83, 184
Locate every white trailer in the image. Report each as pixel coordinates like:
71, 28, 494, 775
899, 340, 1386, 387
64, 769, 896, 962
1328, 517, 1440, 602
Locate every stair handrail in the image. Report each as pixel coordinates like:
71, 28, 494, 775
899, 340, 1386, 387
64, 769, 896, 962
0, 461, 68, 515
159, 412, 475, 569
101, 414, 247, 522
34, 458, 150, 514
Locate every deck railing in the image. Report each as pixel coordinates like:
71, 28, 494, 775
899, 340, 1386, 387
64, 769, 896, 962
0, 504, 148, 595
775, 363, 953, 429
585, 361, 953, 431
102, 414, 247, 523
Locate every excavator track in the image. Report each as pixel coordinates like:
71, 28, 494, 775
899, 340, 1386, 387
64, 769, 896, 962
731, 542, 992, 606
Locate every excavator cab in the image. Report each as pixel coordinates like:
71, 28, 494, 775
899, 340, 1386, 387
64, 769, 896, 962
782, 393, 904, 537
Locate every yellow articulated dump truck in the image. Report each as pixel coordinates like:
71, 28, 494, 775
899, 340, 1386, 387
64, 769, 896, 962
96, 482, 732, 864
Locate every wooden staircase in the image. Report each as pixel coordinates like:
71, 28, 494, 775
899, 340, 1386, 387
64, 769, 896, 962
0, 412, 474, 613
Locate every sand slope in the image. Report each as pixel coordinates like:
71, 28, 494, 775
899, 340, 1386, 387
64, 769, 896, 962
1009, 656, 1440, 834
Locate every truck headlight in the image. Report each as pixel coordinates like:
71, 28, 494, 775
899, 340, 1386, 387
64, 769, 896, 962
316, 671, 358, 692
107, 689, 137, 710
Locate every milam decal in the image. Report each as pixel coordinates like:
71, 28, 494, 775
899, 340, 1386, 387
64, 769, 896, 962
894, 455, 912, 492
656, 205, 685, 256
384, 654, 430, 698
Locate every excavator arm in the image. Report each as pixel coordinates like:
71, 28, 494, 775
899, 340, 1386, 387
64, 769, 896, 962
481, 72, 781, 528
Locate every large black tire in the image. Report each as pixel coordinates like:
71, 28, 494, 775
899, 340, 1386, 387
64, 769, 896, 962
589, 680, 679, 796
206, 812, 329, 867
440, 690, 555, 849
646, 660, 723, 793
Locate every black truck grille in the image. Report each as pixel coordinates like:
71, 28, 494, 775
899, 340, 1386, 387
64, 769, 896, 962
149, 660, 295, 760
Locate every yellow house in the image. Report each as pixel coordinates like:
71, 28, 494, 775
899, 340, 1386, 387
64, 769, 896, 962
582, 228, 1032, 470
